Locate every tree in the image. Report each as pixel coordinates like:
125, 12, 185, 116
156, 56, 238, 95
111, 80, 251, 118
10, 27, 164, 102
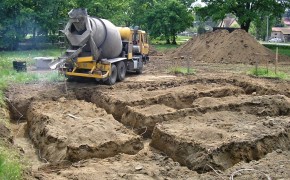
129, 0, 155, 29
146, 0, 194, 44
73, 0, 132, 26
196, 0, 290, 32
0, 0, 30, 50
0, 0, 73, 50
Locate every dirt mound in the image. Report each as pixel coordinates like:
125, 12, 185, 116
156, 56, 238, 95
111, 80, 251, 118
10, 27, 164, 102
149, 45, 161, 56
170, 29, 289, 64
27, 99, 143, 162
151, 112, 290, 172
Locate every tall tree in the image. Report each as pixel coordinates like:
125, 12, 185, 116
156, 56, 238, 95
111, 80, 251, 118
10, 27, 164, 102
196, 0, 290, 32
73, 0, 132, 26
146, 0, 194, 44
0, 0, 30, 50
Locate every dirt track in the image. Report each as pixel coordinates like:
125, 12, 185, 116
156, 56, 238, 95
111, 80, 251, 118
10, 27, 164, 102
3, 30, 290, 179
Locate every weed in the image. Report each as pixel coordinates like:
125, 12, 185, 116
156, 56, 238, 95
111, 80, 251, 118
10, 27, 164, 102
153, 44, 180, 52
248, 67, 289, 79
0, 145, 22, 180
169, 67, 195, 75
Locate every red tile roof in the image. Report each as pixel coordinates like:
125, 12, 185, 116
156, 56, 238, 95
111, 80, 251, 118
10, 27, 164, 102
272, 27, 290, 34
283, 18, 290, 26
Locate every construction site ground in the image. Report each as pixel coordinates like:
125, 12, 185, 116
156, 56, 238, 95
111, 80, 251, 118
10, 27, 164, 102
2, 30, 290, 179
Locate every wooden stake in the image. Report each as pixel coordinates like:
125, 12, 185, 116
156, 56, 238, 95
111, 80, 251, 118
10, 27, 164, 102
255, 59, 258, 76
266, 59, 269, 74
275, 47, 278, 74
187, 58, 190, 74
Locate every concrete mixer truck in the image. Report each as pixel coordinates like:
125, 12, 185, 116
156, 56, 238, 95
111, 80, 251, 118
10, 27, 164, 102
50, 8, 149, 85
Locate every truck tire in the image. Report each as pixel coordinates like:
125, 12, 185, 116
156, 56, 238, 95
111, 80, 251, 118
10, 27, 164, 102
105, 64, 117, 85
117, 61, 126, 81
136, 61, 143, 74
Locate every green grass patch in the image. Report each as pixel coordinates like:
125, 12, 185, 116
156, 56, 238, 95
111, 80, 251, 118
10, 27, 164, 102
0, 48, 62, 67
150, 35, 191, 52
248, 67, 289, 79
0, 69, 41, 107
0, 49, 64, 107
176, 35, 191, 42
169, 67, 195, 75
0, 144, 22, 180
263, 44, 290, 57
153, 44, 180, 52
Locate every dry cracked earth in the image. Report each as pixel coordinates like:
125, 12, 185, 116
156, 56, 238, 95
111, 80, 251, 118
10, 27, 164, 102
3, 57, 290, 180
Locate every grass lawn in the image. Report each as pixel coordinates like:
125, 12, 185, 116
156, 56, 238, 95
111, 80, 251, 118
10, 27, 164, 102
153, 44, 180, 52
151, 35, 191, 52
263, 44, 290, 57
0, 48, 64, 107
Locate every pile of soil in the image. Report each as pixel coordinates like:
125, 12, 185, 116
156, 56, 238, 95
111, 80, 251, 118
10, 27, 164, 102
149, 45, 158, 56
170, 29, 289, 64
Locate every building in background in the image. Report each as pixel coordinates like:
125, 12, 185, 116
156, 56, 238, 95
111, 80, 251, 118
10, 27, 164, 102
271, 27, 290, 42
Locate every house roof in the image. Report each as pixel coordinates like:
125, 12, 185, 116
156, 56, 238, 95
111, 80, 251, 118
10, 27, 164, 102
283, 17, 290, 26
272, 27, 290, 35
219, 17, 238, 27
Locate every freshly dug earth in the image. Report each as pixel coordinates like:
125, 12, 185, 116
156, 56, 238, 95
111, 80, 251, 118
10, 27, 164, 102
33, 142, 200, 180
151, 111, 290, 172
201, 150, 290, 179
4, 67, 290, 179
6, 83, 75, 120
170, 29, 290, 64
121, 94, 290, 137
121, 104, 177, 136
149, 45, 162, 56
0, 107, 12, 142
27, 99, 143, 162
92, 83, 244, 120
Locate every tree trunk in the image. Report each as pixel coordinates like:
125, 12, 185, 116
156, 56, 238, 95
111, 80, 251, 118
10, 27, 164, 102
166, 38, 171, 44
171, 35, 177, 45
241, 20, 251, 32
33, 27, 37, 49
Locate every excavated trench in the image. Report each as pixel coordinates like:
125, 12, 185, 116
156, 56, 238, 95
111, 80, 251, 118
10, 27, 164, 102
6, 77, 290, 177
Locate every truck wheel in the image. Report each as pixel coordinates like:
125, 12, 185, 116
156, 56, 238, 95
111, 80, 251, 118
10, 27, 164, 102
105, 64, 117, 85
117, 61, 126, 81
136, 61, 143, 74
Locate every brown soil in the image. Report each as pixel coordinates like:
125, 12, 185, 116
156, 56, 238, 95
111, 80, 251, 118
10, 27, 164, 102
149, 45, 163, 56
2, 36, 290, 179
201, 150, 290, 179
0, 123, 12, 142
33, 141, 200, 180
6, 83, 75, 120
170, 29, 290, 64
151, 111, 290, 172
3, 73, 290, 179
27, 99, 143, 162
